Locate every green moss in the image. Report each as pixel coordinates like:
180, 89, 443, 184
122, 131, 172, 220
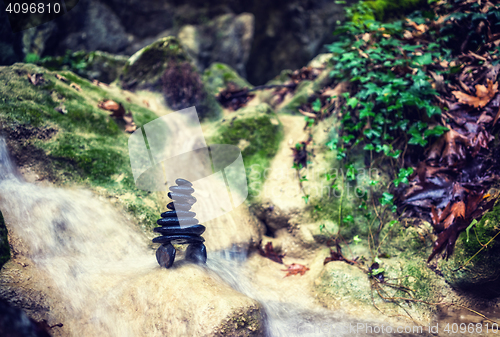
351, 0, 428, 23
0, 210, 10, 269
213, 305, 264, 336
208, 104, 283, 197
0, 63, 161, 229
439, 201, 500, 295
203, 63, 253, 96
35, 50, 128, 84
120, 37, 189, 91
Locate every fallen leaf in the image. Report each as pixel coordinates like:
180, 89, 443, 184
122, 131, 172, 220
70, 83, 81, 91
493, 106, 500, 125
98, 100, 126, 118
55, 74, 68, 82
27, 73, 44, 86
54, 105, 67, 115
442, 201, 465, 229
281, 263, 309, 277
452, 79, 499, 108
143, 99, 150, 107
403, 31, 413, 39
258, 241, 285, 264
298, 109, 317, 119
123, 112, 137, 133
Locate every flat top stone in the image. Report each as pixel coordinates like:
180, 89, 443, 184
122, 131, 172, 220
176, 178, 192, 186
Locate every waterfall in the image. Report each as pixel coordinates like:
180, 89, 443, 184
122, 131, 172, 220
0, 138, 410, 336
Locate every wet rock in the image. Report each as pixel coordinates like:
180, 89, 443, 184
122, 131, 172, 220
155, 242, 176, 269
0, 299, 52, 337
153, 178, 207, 268
57, 0, 130, 54
251, 202, 290, 233
178, 13, 254, 77
0, 210, 10, 270
203, 62, 253, 96
153, 225, 206, 236
119, 36, 189, 91
119, 36, 221, 118
37, 50, 128, 83
207, 103, 282, 193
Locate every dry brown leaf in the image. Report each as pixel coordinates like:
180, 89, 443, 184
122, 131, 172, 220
493, 106, 500, 125
55, 74, 68, 82
441, 129, 469, 166
70, 83, 81, 91
403, 31, 413, 39
298, 109, 317, 119
281, 263, 309, 277
442, 201, 465, 229
99, 100, 120, 111
98, 99, 126, 118
123, 112, 137, 133
452, 79, 499, 108
477, 111, 493, 124
27, 73, 44, 86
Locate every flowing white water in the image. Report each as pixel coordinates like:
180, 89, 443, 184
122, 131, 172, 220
0, 138, 415, 336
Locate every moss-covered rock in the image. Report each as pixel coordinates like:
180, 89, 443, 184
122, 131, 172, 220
212, 305, 264, 337
207, 103, 283, 194
36, 50, 128, 84
119, 36, 222, 119
0, 63, 161, 229
351, 0, 428, 22
0, 210, 10, 269
203, 63, 253, 96
439, 201, 500, 297
120, 37, 189, 91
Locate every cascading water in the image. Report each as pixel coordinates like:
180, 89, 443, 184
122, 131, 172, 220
0, 138, 413, 336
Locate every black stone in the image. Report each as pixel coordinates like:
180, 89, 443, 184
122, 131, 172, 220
161, 210, 196, 218
185, 243, 207, 264
168, 192, 197, 204
167, 202, 192, 211
156, 243, 175, 268
152, 234, 205, 244
176, 178, 193, 186
157, 217, 199, 226
153, 178, 206, 267
154, 225, 206, 236
169, 185, 195, 194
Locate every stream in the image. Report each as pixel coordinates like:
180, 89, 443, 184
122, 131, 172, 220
0, 137, 420, 336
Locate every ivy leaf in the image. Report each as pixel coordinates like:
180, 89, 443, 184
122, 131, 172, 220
380, 192, 394, 206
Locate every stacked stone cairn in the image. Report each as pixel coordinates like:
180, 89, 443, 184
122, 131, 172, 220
153, 178, 207, 268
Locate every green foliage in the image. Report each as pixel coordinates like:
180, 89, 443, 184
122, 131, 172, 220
325, 3, 456, 196
345, 0, 428, 23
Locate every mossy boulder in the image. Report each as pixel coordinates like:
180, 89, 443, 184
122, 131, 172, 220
36, 50, 128, 84
119, 36, 221, 119
120, 37, 189, 91
315, 252, 444, 323
439, 201, 500, 297
351, 0, 428, 22
202, 62, 253, 96
0, 63, 160, 229
0, 210, 10, 269
207, 103, 283, 193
